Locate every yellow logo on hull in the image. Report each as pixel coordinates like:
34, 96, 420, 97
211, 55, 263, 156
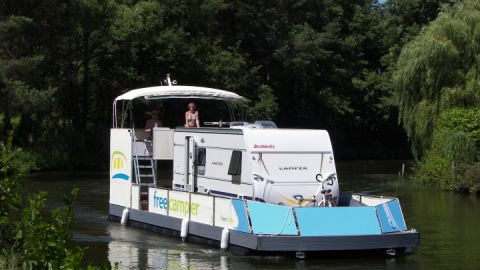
111, 151, 129, 181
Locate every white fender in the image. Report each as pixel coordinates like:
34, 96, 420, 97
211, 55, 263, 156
220, 228, 230, 249
120, 208, 129, 225
180, 218, 189, 241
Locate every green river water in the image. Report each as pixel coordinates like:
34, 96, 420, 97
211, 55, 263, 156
23, 160, 480, 269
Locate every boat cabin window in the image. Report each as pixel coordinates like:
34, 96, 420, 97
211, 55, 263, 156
228, 150, 242, 184
196, 148, 206, 175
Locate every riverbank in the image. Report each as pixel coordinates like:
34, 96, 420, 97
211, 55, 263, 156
411, 151, 480, 195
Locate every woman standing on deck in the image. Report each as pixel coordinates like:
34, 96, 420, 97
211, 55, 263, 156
185, 102, 200, 128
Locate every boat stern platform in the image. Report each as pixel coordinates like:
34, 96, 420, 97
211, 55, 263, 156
109, 189, 419, 255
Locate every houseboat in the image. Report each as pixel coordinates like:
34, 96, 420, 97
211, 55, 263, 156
109, 76, 419, 256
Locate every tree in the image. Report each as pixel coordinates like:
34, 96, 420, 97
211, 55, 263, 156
1, 0, 459, 169
393, 0, 480, 157
0, 14, 56, 147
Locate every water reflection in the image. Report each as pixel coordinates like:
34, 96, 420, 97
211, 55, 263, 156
106, 224, 225, 269
103, 223, 421, 270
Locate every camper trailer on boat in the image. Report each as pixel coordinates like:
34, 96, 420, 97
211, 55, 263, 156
172, 127, 339, 207
109, 76, 419, 255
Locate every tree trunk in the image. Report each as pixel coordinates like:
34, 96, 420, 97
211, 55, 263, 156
81, 29, 90, 131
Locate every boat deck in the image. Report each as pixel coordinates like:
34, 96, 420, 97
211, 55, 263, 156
109, 192, 419, 253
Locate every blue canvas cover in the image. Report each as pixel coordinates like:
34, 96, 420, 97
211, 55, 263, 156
231, 199, 251, 233
295, 207, 382, 236
246, 201, 298, 235
375, 199, 407, 233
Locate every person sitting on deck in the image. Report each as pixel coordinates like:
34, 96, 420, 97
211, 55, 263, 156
144, 109, 162, 135
185, 102, 200, 128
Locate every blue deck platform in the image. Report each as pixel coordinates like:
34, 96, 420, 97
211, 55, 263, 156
109, 192, 419, 253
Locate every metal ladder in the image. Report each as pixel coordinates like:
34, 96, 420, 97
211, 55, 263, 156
131, 127, 156, 186
133, 156, 156, 211
134, 156, 156, 185
132, 129, 156, 210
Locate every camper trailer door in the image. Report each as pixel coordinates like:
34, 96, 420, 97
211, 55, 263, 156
186, 137, 196, 192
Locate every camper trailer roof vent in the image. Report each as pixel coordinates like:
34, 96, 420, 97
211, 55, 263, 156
253, 120, 277, 129
229, 120, 278, 129
230, 121, 248, 127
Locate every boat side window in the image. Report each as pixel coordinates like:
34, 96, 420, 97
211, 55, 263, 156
196, 148, 206, 175
228, 150, 242, 184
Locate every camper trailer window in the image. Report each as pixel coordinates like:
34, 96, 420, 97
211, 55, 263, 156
228, 150, 242, 177
196, 148, 206, 166
196, 148, 206, 175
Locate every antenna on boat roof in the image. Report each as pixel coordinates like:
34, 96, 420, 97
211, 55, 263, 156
164, 74, 177, 86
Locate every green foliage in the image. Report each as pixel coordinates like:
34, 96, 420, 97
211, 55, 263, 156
0, 177, 22, 241
436, 108, 480, 141
393, 0, 480, 157
34, 128, 90, 170
0, 249, 22, 270
203, 43, 259, 93
0, 146, 109, 268
19, 190, 74, 268
412, 143, 480, 193
433, 129, 476, 163
0, 0, 459, 167
247, 84, 279, 121
451, 163, 480, 193
0, 136, 36, 177
1, 0, 430, 165
400, 3, 480, 193
0, 178, 85, 269
431, 108, 480, 165
411, 148, 452, 186
412, 107, 480, 193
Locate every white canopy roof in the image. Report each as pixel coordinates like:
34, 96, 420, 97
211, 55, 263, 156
114, 85, 248, 102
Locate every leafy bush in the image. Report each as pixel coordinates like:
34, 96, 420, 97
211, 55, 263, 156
412, 150, 480, 194
14, 189, 81, 269
0, 141, 109, 269
0, 249, 21, 270
0, 176, 85, 269
432, 129, 476, 163
0, 136, 37, 177
412, 107, 480, 194
247, 84, 279, 121
436, 108, 480, 142
411, 148, 452, 187
451, 163, 480, 193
